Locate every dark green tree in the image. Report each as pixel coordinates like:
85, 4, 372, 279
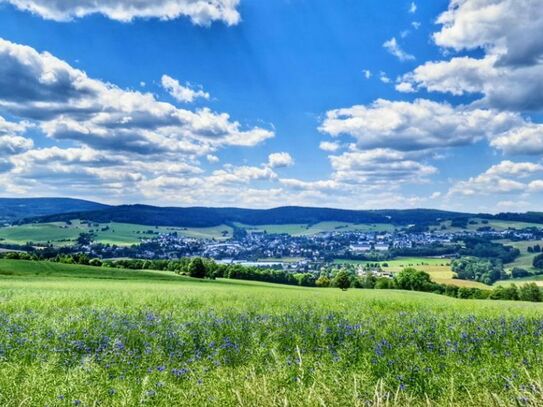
333, 270, 351, 291
188, 257, 206, 279
533, 253, 543, 270
519, 283, 543, 302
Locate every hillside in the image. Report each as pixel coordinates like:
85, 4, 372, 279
0, 198, 109, 224
26, 204, 472, 228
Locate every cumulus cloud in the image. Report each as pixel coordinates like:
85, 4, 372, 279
0, 116, 33, 154
319, 141, 340, 152
267, 152, 294, 168
329, 148, 437, 185
448, 160, 543, 197
434, 0, 543, 67
397, 0, 543, 112
161, 75, 210, 103
383, 37, 415, 61
319, 98, 537, 152
409, 2, 417, 14
1, 0, 241, 26
397, 55, 543, 111
0, 38, 273, 157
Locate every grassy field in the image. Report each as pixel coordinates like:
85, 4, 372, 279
2, 261, 542, 405
0, 220, 233, 246
433, 218, 543, 232
333, 257, 488, 288
238, 222, 395, 236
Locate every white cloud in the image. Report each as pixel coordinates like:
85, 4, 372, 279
383, 37, 415, 61
161, 74, 210, 103
267, 152, 294, 168
448, 160, 543, 197
1, 0, 241, 26
319, 98, 533, 152
397, 55, 543, 111
329, 148, 437, 185
490, 124, 543, 155
0, 38, 273, 157
379, 71, 391, 83
411, 21, 421, 29
434, 0, 543, 67
206, 154, 219, 163
319, 141, 340, 152
397, 1, 543, 111
409, 2, 417, 14
362, 69, 372, 79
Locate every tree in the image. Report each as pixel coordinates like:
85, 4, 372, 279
519, 283, 543, 302
534, 254, 543, 270
315, 275, 331, 287
333, 270, 351, 291
188, 257, 206, 279
395, 268, 433, 291
511, 267, 530, 278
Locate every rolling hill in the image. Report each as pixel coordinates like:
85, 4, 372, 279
0, 198, 110, 224
25, 204, 473, 228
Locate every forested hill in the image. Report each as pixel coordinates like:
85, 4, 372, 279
24, 205, 473, 228
0, 198, 109, 224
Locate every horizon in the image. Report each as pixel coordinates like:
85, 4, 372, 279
0, 195, 539, 215
0, 1, 543, 212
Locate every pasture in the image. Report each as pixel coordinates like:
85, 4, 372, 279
1, 261, 542, 405
0, 221, 232, 246
238, 222, 395, 236
333, 257, 488, 288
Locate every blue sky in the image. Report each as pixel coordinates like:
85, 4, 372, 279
0, 0, 542, 212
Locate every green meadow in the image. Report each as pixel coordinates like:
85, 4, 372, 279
237, 222, 395, 236
1, 260, 543, 406
333, 257, 489, 288
0, 221, 232, 246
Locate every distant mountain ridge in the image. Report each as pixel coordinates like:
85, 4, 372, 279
0, 198, 110, 224
21, 203, 473, 228
3, 198, 543, 228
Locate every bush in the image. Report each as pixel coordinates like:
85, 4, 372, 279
533, 253, 543, 270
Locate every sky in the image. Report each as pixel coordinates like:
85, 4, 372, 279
0, 0, 542, 212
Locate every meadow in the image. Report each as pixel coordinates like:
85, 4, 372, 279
237, 222, 395, 236
1, 261, 543, 405
0, 221, 232, 246
333, 257, 489, 288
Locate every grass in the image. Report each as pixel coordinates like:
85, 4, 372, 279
333, 257, 489, 289
237, 222, 395, 236
0, 220, 233, 246
433, 218, 543, 232
2, 261, 542, 406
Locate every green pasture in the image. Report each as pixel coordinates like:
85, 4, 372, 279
0, 220, 232, 246
238, 221, 395, 236
1, 260, 543, 406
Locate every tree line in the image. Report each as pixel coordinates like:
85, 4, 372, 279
1, 252, 542, 303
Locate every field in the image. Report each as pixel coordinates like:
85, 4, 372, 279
432, 218, 543, 232
333, 257, 488, 288
1, 261, 543, 405
238, 222, 395, 236
0, 221, 233, 246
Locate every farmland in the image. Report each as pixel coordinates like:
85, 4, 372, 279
237, 222, 395, 236
0, 221, 232, 246
1, 261, 543, 406
333, 257, 489, 288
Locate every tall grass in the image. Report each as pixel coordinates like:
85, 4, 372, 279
1, 271, 543, 406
